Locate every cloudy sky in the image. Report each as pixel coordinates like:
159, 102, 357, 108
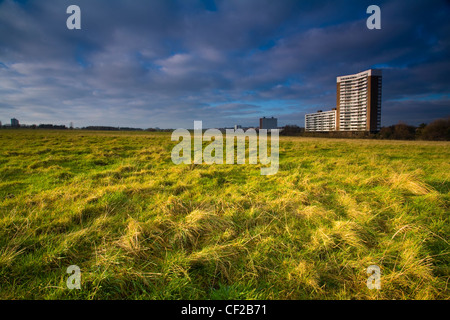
0, 0, 449, 129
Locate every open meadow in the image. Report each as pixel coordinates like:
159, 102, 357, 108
0, 129, 448, 299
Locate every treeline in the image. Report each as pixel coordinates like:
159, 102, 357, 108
82, 126, 172, 132
82, 126, 142, 131
281, 116, 450, 141
0, 124, 172, 132
0, 124, 68, 129
379, 117, 450, 141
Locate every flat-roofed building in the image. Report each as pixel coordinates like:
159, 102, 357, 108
259, 117, 278, 130
336, 69, 382, 132
305, 109, 336, 132
11, 118, 19, 127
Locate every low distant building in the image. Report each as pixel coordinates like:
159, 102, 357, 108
305, 109, 336, 132
11, 118, 19, 127
234, 125, 242, 130
260, 117, 278, 130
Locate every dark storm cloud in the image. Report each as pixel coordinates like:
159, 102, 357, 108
0, 0, 448, 128
383, 98, 450, 125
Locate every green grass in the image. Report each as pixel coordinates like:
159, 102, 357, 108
0, 129, 448, 299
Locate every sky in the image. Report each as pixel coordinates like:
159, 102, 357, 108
0, 0, 449, 129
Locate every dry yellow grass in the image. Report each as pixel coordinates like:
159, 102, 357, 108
0, 130, 448, 299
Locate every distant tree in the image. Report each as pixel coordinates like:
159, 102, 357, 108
378, 126, 393, 139
421, 117, 450, 141
415, 122, 427, 138
377, 122, 416, 140
392, 122, 416, 140
281, 125, 304, 136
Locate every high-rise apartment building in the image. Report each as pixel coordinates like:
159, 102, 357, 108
336, 69, 382, 132
305, 109, 336, 132
304, 69, 382, 132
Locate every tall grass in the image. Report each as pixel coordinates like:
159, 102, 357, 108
0, 130, 448, 299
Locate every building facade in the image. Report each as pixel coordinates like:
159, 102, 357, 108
304, 69, 382, 132
259, 117, 278, 130
336, 69, 382, 132
11, 118, 19, 127
305, 109, 336, 132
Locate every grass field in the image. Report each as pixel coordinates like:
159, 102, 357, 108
0, 129, 448, 299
